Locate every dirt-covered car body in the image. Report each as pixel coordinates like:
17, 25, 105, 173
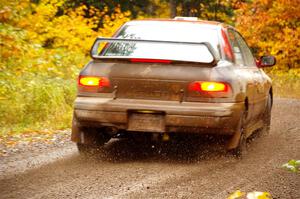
72, 19, 275, 153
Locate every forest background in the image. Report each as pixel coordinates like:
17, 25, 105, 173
0, 0, 299, 135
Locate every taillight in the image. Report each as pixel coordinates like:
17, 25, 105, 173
189, 81, 228, 92
78, 76, 110, 87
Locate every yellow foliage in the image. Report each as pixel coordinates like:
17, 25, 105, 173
99, 5, 130, 37
16, 1, 130, 54
227, 190, 246, 199
228, 190, 272, 199
0, 0, 131, 133
0, 0, 131, 76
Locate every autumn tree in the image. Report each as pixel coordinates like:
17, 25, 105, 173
65, 0, 153, 19
164, 0, 236, 24
0, 0, 131, 131
235, 0, 300, 70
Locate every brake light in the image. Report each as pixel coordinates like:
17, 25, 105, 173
189, 81, 228, 92
130, 58, 172, 64
79, 76, 110, 87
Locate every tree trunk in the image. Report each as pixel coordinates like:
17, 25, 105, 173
170, 0, 177, 18
182, 1, 192, 17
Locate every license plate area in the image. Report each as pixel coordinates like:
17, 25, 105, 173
127, 111, 165, 132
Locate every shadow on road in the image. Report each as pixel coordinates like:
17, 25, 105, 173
89, 134, 229, 164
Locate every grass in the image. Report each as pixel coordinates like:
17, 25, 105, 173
0, 75, 76, 136
270, 74, 300, 99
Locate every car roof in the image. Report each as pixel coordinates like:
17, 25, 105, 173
126, 18, 228, 29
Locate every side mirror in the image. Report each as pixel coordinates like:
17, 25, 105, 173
256, 56, 276, 67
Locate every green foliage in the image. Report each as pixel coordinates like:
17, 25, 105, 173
0, 0, 130, 135
0, 74, 76, 133
0, 19, 83, 135
282, 160, 300, 173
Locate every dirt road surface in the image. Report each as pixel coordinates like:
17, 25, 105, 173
0, 98, 299, 199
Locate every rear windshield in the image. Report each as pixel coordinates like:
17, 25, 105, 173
100, 22, 220, 63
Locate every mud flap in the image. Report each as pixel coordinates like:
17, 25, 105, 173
71, 114, 96, 144
226, 129, 241, 150
226, 112, 245, 150
71, 114, 81, 143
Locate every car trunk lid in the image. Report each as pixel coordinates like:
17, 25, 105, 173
105, 62, 212, 101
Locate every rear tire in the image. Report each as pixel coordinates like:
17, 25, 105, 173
260, 93, 272, 136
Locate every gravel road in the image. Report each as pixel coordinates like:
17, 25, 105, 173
0, 98, 299, 199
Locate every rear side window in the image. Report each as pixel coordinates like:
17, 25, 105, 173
234, 32, 255, 66
101, 22, 220, 63
228, 29, 255, 67
227, 29, 244, 66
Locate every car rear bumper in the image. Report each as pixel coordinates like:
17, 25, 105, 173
74, 97, 244, 135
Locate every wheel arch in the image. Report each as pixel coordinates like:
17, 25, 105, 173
269, 87, 273, 107
244, 96, 249, 112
